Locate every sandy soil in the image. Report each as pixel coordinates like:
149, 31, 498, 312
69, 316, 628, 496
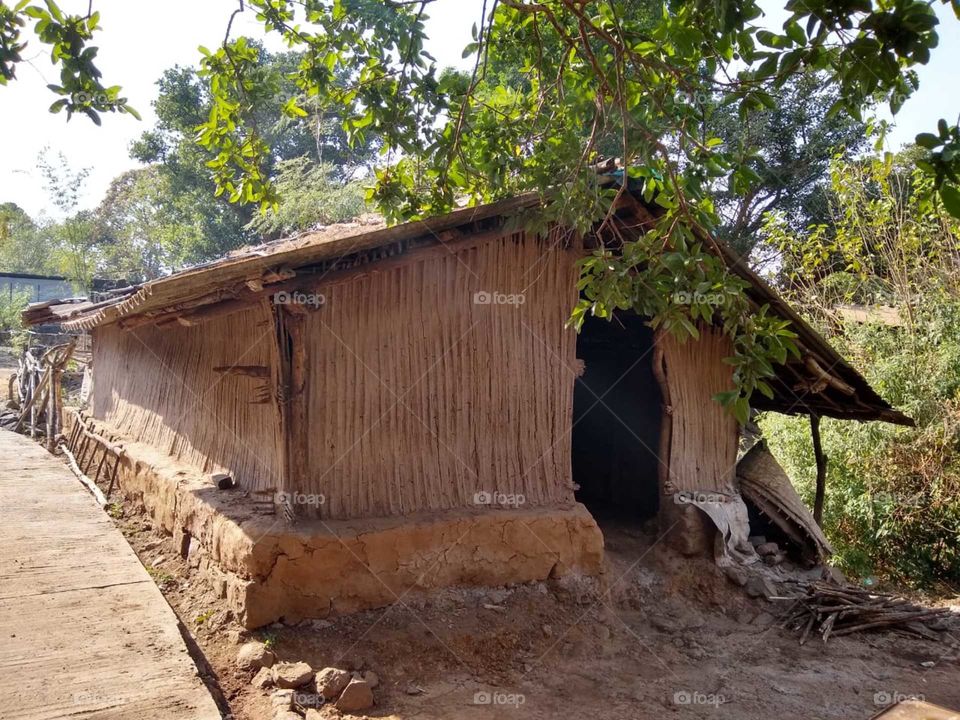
100, 499, 960, 720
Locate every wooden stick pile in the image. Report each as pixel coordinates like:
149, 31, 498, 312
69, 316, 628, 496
775, 581, 952, 645
2, 340, 77, 449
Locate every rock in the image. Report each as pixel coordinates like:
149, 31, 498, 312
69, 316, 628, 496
362, 670, 380, 688
405, 683, 424, 696
752, 611, 776, 628
211, 472, 234, 489
745, 576, 778, 600
541, 624, 553, 638
679, 609, 705, 629
724, 566, 748, 587
755, 542, 779, 557
748, 535, 767, 546
273, 661, 314, 689
316, 667, 352, 700
822, 564, 847, 584
304, 710, 338, 720
335, 678, 374, 712
921, 661, 936, 668
763, 552, 785, 566
236, 641, 276, 671
252, 666, 275, 689
274, 712, 300, 720
597, 625, 611, 641
270, 689, 294, 709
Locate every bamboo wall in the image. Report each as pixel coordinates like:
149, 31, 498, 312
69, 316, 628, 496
301, 231, 580, 519
659, 327, 739, 495
90, 306, 282, 489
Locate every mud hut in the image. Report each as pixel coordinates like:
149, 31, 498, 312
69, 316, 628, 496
24, 186, 911, 627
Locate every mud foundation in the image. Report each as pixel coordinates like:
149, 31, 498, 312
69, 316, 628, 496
67, 411, 605, 628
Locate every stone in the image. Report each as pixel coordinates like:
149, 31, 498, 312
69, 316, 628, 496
236, 641, 276, 671
316, 667, 352, 700
752, 611, 776, 628
405, 683, 424, 696
273, 661, 314, 689
748, 535, 766, 546
763, 552, 785, 566
270, 689, 294, 709
755, 542, 779, 557
274, 712, 300, 720
822, 564, 847, 584
304, 710, 337, 720
210, 472, 234, 489
252, 666, 275, 689
745, 576, 778, 600
335, 678, 374, 712
724, 566, 748, 587
362, 670, 380, 689
541, 624, 553, 638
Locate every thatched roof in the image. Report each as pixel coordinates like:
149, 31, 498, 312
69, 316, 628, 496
22, 188, 912, 426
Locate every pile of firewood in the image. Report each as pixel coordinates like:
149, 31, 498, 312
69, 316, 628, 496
1, 341, 77, 448
775, 580, 952, 644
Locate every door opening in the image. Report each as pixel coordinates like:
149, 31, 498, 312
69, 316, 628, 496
572, 312, 662, 525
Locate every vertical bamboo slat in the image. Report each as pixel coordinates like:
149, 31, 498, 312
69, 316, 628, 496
302, 231, 579, 519
659, 327, 739, 495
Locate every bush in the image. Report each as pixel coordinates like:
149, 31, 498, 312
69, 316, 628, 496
760, 155, 960, 592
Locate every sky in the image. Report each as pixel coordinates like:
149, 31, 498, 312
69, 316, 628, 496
1, 1, 958, 220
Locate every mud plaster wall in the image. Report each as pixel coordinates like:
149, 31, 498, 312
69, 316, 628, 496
90, 306, 281, 491
301, 231, 581, 519
660, 327, 739, 496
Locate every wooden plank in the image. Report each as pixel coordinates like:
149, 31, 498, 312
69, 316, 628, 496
0, 430, 220, 720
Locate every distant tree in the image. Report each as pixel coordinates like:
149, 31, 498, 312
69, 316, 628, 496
709, 72, 868, 257
246, 158, 366, 239
37, 149, 99, 290
0, 202, 53, 274
129, 46, 378, 259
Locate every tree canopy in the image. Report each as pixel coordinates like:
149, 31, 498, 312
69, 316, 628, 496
2, 0, 959, 417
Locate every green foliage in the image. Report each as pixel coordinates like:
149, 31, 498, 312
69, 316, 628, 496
132, 46, 378, 263
0, 0, 138, 123
572, 196, 799, 423
0, 289, 31, 349
246, 158, 366, 238
762, 154, 960, 590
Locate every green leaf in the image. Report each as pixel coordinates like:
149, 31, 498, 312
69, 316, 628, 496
940, 184, 960, 219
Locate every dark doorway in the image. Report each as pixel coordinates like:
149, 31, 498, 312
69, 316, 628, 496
572, 312, 662, 523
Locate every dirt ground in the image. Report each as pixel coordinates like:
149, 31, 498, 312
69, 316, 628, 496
0, 346, 17, 395
100, 500, 960, 720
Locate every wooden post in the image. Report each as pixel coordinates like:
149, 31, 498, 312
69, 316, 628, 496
271, 303, 310, 521
810, 413, 827, 526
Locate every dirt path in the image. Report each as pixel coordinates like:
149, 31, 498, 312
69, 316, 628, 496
108, 502, 960, 720
0, 430, 221, 720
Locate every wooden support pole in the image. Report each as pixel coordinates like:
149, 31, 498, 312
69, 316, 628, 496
810, 413, 827, 527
